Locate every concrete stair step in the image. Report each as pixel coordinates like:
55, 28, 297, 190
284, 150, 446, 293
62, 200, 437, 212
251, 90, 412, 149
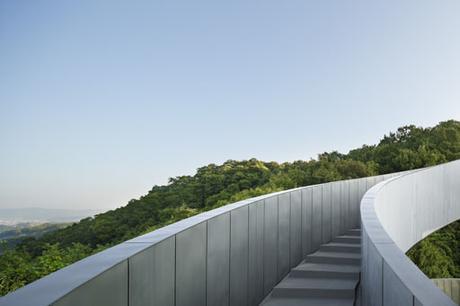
261, 296, 355, 306
320, 242, 361, 253
345, 229, 362, 237
271, 277, 358, 299
332, 235, 361, 244
306, 251, 361, 265
290, 262, 360, 279
261, 229, 362, 305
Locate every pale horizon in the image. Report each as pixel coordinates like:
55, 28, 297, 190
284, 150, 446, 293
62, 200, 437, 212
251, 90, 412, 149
1, 1, 460, 211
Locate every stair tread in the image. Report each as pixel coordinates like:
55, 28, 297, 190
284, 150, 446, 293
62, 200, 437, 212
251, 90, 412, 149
324, 241, 361, 246
308, 251, 361, 259
346, 229, 362, 235
332, 236, 361, 244
275, 277, 358, 290
294, 262, 360, 274
335, 235, 361, 239
262, 297, 354, 306
321, 242, 361, 248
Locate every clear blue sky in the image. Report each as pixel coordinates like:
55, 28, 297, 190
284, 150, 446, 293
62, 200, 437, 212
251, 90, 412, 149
1, 1, 459, 211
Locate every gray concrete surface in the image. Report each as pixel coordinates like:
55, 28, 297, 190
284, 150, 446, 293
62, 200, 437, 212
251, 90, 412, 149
361, 160, 460, 306
261, 229, 361, 306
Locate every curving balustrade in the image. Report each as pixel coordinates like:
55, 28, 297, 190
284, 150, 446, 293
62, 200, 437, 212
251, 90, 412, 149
4, 160, 458, 306
361, 160, 460, 306
0, 174, 392, 306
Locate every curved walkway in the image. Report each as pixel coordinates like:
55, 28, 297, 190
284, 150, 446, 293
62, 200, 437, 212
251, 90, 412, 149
2, 161, 459, 306
0, 173, 388, 306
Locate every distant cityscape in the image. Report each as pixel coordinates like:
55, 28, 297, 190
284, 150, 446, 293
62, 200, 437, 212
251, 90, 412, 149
0, 207, 100, 225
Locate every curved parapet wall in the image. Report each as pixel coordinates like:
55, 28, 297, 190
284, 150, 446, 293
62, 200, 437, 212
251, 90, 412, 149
361, 160, 460, 306
0, 174, 389, 306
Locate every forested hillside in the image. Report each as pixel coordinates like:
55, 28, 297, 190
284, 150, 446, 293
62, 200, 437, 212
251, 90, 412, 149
0, 223, 70, 254
1, 120, 459, 295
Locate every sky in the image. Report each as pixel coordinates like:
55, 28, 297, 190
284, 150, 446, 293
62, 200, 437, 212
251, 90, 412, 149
1, 1, 460, 211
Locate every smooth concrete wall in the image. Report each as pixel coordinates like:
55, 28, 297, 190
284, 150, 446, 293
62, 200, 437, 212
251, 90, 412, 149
1, 174, 384, 306
361, 160, 460, 306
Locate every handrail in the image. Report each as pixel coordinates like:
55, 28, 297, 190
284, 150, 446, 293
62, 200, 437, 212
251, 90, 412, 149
360, 160, 460, 306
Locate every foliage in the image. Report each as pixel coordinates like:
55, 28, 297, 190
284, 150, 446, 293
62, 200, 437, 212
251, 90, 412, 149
1, 120, 459, 295
0, 243, 92, 295
0, 223, 71, 252
407, 221, 460, 278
